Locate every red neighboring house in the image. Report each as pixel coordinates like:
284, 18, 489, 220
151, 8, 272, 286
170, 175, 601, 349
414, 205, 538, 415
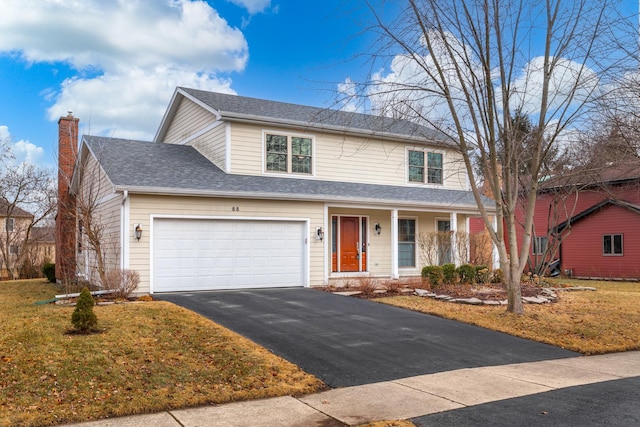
518, 160, 640, 280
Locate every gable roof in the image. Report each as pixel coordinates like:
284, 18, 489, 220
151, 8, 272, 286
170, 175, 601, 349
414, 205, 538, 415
84, 135, 490, 212
0, 198, 33, 218
155, 87, 455, 148
555, 199, 640, 233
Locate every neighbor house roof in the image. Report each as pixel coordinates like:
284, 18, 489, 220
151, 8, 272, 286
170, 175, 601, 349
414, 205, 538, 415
555, 199, 640, 233
0, 198, 33, 218
154, 87, 455, 149
84, 136, 490, 212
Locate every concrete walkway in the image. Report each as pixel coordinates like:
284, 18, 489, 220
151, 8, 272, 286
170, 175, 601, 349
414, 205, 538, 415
65, 351, 640, 426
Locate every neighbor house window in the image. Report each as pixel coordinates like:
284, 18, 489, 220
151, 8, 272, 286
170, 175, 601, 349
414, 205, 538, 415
532, 236, 548, 255
603, 234, 623, 256
265, 133, 312, 174
5, 218, 14, 232
398, 218, 416, 267
408, 150, 443, 184
9, 245, 18, 255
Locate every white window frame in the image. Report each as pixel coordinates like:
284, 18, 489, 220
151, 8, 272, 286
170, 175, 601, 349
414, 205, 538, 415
263, 130, 315, 176
398, 217, 418, 269
406, 147, 445, 185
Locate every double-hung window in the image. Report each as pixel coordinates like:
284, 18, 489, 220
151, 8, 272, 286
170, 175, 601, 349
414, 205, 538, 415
265, 133, 312, 174
5, 218, 14, 232
408, 150, 443, 184
603, 234, 623, 256
398, 218, 416, 267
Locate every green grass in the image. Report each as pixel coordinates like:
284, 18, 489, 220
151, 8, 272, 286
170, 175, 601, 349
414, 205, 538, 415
378, 278, 640, 355
0, 280, 325, 427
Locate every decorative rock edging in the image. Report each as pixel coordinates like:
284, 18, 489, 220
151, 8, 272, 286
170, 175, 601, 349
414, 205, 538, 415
333, 286, 596, 305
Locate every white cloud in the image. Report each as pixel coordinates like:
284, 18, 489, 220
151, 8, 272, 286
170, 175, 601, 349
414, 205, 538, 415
336, 77, 362, 113
0, 0, 249, 140
0, 126, 45, 165
47, 66, 236, 140
228, 0, 272, 15
366, 30, 600, 136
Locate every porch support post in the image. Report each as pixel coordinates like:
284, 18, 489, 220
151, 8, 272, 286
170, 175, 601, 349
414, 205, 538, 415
391, 209, 399, 279
492, 215, 500, 269
450, 212, 458, 266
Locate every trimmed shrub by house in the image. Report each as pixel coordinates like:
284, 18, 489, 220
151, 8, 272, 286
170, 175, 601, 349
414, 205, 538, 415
42, 263, 56, 283
441, 263, 458, 285
457, 264, 477, 284
71, 287, 98, 333
475, 265, 491, 284
421, 265, 444, 288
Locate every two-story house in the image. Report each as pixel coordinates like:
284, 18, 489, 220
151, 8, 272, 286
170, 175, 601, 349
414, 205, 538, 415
0, 199, 34, 279
64, 87, 492, 294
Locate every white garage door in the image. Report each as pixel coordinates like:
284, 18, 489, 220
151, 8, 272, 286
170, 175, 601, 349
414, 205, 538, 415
153, 218, 306, 292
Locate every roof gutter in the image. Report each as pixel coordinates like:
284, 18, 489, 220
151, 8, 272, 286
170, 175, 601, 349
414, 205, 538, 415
112, 185, 492, 214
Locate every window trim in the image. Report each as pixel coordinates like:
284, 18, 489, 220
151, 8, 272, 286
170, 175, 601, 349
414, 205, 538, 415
532, 236, 548, 255
398, 217, 418, 269
603, 233, 623, 256
406, 147, 444, 185
263, 130, 315, 176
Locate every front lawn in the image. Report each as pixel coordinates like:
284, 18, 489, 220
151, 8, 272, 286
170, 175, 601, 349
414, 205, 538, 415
0, 280, 325, 427
378, 278, 640, 355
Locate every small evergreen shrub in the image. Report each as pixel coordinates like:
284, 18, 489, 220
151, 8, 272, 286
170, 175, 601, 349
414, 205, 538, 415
457, 264, 477, 284
42, 263, 56, 283
71, 287, 98, 333
421, 265, 444, 288
441, 263, 458, 285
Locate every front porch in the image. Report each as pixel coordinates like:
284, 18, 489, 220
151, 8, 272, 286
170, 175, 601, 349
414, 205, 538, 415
323, 205, 488, 285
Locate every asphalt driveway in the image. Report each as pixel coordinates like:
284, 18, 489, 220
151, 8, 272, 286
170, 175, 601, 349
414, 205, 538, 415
156, 288, 577, 388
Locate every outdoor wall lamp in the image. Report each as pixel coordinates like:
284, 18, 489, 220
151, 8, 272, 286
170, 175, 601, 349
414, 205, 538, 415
316, 226, 324, 241
134, 224, 143, 241
374, 223, 381, 235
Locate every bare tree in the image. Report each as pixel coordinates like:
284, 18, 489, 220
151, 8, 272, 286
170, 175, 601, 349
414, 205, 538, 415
0, 162, 56, 279
71, 143, 122, 289
362, 0, 630, 313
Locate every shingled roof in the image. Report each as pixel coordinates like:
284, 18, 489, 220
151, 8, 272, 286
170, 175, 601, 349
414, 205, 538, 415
84, 136, 488, 211
155, 87, 454, 148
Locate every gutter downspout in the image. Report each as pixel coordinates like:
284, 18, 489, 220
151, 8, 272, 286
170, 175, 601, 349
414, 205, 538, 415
121, 190, 129, 270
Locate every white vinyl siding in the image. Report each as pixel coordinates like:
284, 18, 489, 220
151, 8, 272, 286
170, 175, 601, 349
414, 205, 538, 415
227, 122, 468, 190
128, 195, 325, 294
163, 97, 218, 144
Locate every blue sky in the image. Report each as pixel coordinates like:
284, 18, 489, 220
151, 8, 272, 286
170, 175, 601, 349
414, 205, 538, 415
0, 0, 379, 169
0, 0, 637, 170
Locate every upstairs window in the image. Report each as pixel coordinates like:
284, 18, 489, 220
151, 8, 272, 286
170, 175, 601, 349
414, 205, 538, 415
408, 150, 443, 184
265, 133, 313, 175
603, 234, 623, 256
5, 218, 14, 232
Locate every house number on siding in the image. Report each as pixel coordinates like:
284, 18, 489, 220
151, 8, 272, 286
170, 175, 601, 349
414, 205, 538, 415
232, 206, 240, 212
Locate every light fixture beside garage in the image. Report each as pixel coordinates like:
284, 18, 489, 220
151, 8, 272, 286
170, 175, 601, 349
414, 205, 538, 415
316, 226, 324, 241
134, 224, 143, 241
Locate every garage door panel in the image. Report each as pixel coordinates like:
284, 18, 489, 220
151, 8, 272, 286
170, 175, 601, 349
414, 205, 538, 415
153, 218, 306, 292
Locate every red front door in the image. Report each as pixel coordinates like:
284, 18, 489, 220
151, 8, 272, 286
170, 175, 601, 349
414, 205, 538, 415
340, 217, 359, 272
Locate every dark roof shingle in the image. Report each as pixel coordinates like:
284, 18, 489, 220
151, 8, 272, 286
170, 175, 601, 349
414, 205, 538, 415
179, 87, 454, 147
84, 136, 488, 210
